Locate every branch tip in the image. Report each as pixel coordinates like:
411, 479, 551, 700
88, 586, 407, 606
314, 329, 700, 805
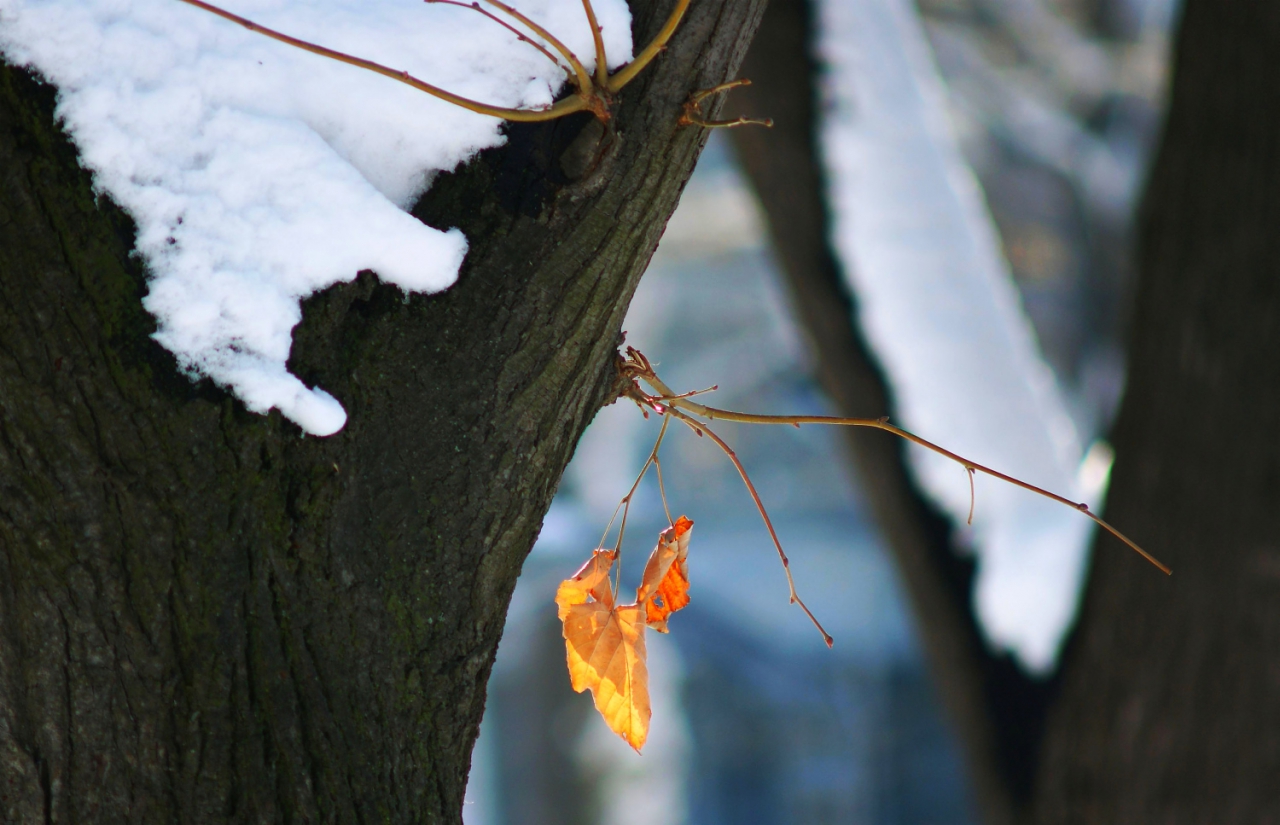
618, 345, 1170, 575
661, 405, 834, 646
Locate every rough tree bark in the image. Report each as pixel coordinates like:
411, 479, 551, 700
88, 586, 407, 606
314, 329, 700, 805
1033, 1, 1280, 819
726, 0, 1280, 823
0, 0, 765, 820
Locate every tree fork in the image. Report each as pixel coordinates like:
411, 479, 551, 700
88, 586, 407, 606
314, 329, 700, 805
0, 0, 765, 819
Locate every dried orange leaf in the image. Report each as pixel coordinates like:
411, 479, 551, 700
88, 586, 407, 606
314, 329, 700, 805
562, 601, 650, 751
554, 548, 616, 620
639, 516, 693, 632
557, 521, 696, 751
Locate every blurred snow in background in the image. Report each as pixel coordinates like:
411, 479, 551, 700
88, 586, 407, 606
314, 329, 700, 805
817, 0, 1176, 671
0, 0, 632, 434
820, 0, 1097, 671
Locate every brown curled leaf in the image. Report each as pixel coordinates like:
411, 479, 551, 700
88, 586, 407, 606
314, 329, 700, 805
638, 516, 693, 632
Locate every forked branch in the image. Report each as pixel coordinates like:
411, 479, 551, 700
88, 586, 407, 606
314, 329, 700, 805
598, 416, 673, 564
428, 0, 576, 85
175, 0, 589, 121
679, 79, 774, 129
665, 405, 835, 646
620, 346, 1170, 576
176, 0, 701, 123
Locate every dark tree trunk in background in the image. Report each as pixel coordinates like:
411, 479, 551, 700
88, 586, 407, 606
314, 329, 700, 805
724, 2, 1052, 823
0, 0, 765, 819
1033, 1, 1280, 820
727, 0, 1280, 822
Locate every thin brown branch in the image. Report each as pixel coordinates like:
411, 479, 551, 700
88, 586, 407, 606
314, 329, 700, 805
690, 77, 749, 105
477, 0, 593, 93
181, 0, 704, 125
425, 0, 575, 85
664, 406, 835, 647
654, 384, 720, 402
175, 0, 589, 121
679, 79, 774, 128
682, 114, 775, 129
626, 347, 1171, 575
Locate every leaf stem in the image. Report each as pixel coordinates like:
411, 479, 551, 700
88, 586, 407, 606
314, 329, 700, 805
598, 414, 673, 596
664, 406, 835, 647
966, 467, 976, 526
654, 456, 674, 527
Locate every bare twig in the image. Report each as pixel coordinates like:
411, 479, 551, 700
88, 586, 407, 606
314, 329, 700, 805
178, 0, 701, 124
475, 0, 593, 93
605, 0, 692, 91
426, 0, 575, 85
623, 347, 1170, 575
175, 0, 591, 121
664, 405, 835, 646
679, 79, 774, 129
579, 0, 610, 88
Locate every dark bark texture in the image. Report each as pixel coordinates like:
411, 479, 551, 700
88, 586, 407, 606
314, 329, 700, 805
1033, 1, 1280, 820
0, 0, 765, 820
723, 2, 1051, 823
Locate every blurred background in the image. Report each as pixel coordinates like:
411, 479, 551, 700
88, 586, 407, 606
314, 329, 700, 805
465, 0, 1180, 820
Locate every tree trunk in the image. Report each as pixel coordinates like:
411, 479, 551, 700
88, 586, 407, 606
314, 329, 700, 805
1033, 1, 1280, 820
0, 0, 764, 819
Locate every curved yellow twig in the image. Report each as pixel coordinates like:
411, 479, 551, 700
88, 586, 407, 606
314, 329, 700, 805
579, 0, 610, 88
606, 0, 692, 92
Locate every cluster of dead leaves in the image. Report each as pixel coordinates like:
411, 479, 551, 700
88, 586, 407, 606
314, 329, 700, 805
555, 516, 693, 751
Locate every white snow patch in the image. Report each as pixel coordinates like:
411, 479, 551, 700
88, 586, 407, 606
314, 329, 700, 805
818, 0, 1099, 672
0, 0, 632, 434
